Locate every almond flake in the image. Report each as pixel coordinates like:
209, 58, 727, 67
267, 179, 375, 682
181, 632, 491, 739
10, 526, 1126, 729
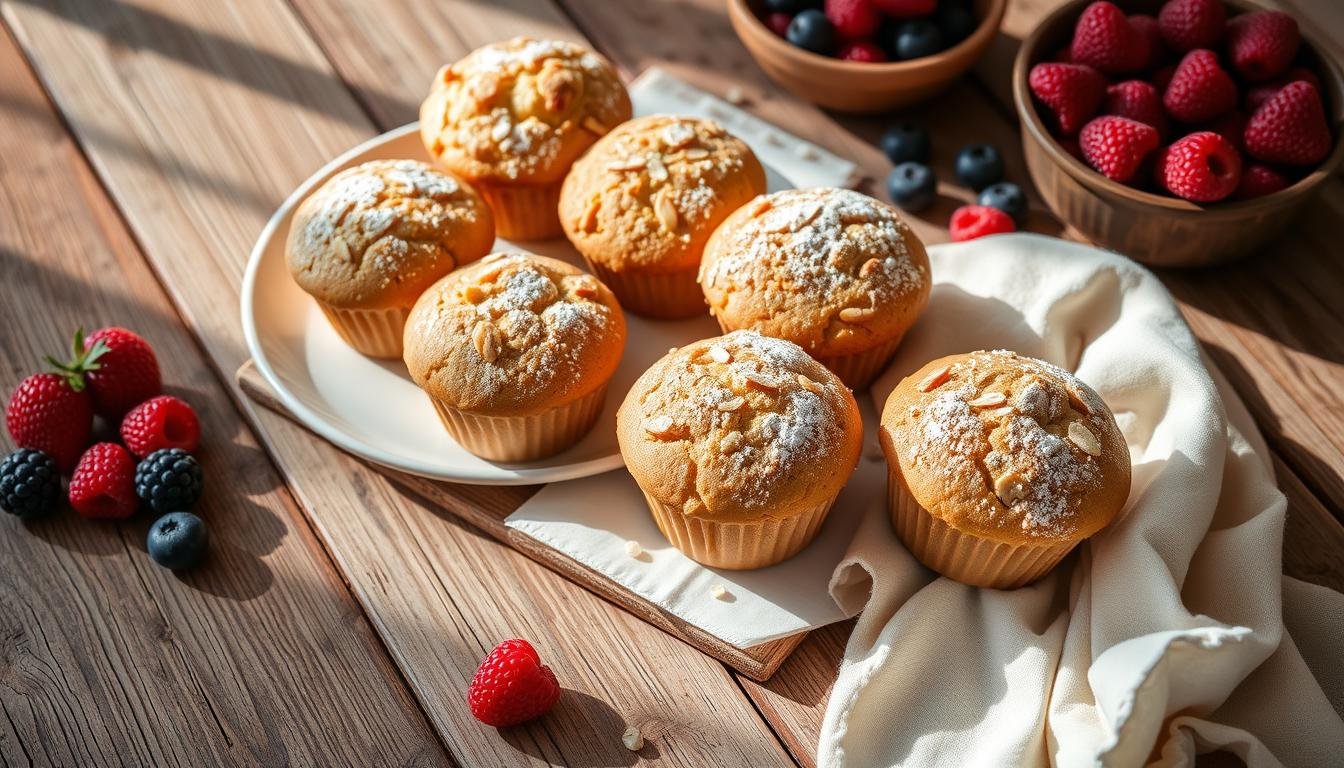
1067, 387, 1092, 416
580, 199, 600, 233
838, 306, 876, 323
643, 415, 677, 438
622, 725, 644, 751
720, 431, 745, 453
582, 116, 607, 135
471, 321, 499, 363
490, 117, 511, 142
859, 258, 883, 277
476, 262, 505, 283
332, 236, 353, 263
707, 345, 731, 364
748, 198, 772, 217
646, 154, 668, 183
661, 123, 696, 150
654, 189, 678, 231
744, 372, 779, 391
968, 392, 1007, 408
985, 406, 1015, 419
461, 284, 486, 304
917, 366, 950, 392
607, 155, 646, 172
797, 373, 824, 394
683, 147, 710, 160
623, 540, 643, 558
571, 277, 600, 299
1068, 421, 1102, 456
716, 396, 746, 412
994, 473, 1027, 506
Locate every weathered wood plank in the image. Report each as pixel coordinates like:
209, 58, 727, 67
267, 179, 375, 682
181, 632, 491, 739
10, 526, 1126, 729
0, 23, 451, 766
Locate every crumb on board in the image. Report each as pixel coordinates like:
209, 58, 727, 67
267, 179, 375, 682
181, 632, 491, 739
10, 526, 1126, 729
622, 725, 644, 751
624, 540, 643, 558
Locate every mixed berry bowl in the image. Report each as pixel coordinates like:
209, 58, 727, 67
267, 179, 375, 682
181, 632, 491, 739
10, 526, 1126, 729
729, 0, 1007, 113
1013, 0, 1344, 267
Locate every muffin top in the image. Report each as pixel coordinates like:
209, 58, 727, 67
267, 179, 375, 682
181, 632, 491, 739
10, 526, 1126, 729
617, 330, 862, 523
419, 38, 632, 185
403, 253, 626, 416
287, 160, 494, 310
880, 350, 1131, 545
559, 115, 766, 274
699, 188, 931, 358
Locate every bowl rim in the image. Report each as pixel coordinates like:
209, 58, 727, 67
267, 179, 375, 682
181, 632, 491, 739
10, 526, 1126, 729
1011, 0, 1344, 215
727, 0, 1008, 76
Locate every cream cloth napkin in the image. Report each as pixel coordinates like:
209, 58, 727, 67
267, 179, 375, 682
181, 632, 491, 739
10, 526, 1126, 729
821, 233, 1344, 767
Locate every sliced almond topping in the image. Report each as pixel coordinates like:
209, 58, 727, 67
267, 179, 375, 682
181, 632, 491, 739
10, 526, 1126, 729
579, 199, 601, 233
622, 725, 645, 752
475, 262, 506, 283
643, 415, 677, 438
1068, 421, 1102, 456
716, 396, 746, 412
581, 116, 607, 135
571, 277, 600, 299
985, 406, 1016, 419
490, 117, 512, 142
838, 306, 876, 323
661, 123, 696, 150
744, 372, 779, 391
917, 365, 951, 393
607, 155, 646, 172
994, 473, 1027, 506
654, 189, 678, 231
748, 198, 772, 217
1067, 387, 1092, 416
332, 236, 353, 263
707, 345, 731, 364
646, 154, 668, 183
968, 391, 1007, 409
471, 321, 499, 363
461, 284, 487, 304
797, 373, 824, 395
683, 147, 710, 160
860, 258, 883, 277
720, 431, 744, 453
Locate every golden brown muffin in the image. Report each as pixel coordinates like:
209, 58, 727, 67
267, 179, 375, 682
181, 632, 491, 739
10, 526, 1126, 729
699, 187, 931, 389
617, 330, 862, 569
420, 37, 631, 240
879, 350, 1131, 588
558, 115, 766, 318
286, 159, 494, 358
403, 253, 626, 461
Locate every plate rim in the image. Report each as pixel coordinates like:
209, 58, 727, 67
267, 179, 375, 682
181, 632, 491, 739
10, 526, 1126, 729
239, 122, 627, 485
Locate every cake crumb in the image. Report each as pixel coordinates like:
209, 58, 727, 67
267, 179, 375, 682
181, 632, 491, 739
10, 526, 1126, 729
624, 540, 644, 558
622, 725, 644, 751
711, 584, 730, 601
724, 85, 748, 105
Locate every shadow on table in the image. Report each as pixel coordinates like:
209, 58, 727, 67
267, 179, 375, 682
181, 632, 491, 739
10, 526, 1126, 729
502, 689, 654, 767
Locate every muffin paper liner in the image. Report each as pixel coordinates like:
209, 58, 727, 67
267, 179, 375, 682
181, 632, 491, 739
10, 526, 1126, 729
318, 304, 411, 359
712, 316, 906, 390
428, 384, 607, 462
476, 181, 564, 241
581, 259, 705, 319
641, 493, 835, 570
888, 464, 1076, 589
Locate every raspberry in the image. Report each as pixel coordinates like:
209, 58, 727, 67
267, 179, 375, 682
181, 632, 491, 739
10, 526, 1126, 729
1070, 1, 1143, 74
1128, 14, 1167, 70
1156, 0, 1224, 52
467, 639, 561, 727
1162, 49, 1237, 123
1029, 62, 1106, 136
766, 12, 793, 37
1234, 163, 1290, 200
134, 448, 203, 514
824, 0, 879, 42
0, 449, 61, 520
872, 0, 935, 18
1151, 64, 1176, 92
1079, 116, 1161, 183
948, 205, 1016, 242
1244, 69, 1321, 113
1200, 110, 1246, 151
1161, 131, 1242, 202
69, 442, 137, 520
1244, 81, 1332, 166
838, 41, 887, 62
1104, 80, 1167, 133
120, 395, 201, 459
1226, 10, 1299, 83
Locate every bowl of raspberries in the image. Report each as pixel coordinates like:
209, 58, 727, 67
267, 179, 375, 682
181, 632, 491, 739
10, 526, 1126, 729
728, 0, 1007, 113
1013, 0, 1343, 267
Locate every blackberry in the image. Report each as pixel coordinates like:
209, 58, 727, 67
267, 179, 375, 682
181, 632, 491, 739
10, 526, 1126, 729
0, 448, 61, 519
134, 448, 203, 514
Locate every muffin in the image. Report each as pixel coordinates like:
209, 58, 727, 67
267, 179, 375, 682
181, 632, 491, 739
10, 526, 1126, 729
699, 187, 932, 389
286, 160, 494, 358
879, 350, 1131, 589
558, 115, 767, 318
420, 37, 632, 241
617, 330, 862, 569
403, 253, 626, 461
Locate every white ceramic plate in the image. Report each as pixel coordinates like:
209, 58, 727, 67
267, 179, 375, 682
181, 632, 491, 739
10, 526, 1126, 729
241, 123, 790, 485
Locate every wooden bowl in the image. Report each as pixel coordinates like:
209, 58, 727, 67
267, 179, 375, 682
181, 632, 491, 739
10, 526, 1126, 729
1012, 0, 1344, 268
728, 0, 1007, 114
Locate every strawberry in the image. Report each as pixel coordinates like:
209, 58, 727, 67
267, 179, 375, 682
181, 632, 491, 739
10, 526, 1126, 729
824, 0, 879, 42
47, 327, 161, 421
1104, 80, 1167, 134
1226, 10, 1299, 83
839, 41, 888, 62
1244, 81, 1332, 166
948, 205, 1016, 242
1070, 1, 1143, 74
1161, 131, 1242, 202
120, 395, 201, 458
68, 442, 137, 519
6, 372, 94, 472
872, 0, 935, 18
1162, 49, 1237, 123
766, 12, 793, 37
468, 639, 561, 728
1029, 62, 1106, 136
1080, 116, 1161, 183
1234, 163, 1290, 200
1156, 0, 1224, 52
1128, 14, 1167, 70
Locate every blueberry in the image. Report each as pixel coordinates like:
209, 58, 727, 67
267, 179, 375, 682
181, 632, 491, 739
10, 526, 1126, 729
786, 9, 835, 55
892, 20, 944, 61
936, 1, 978, 46
887, 162, 938, 212
977, 182, 1028, 226
954, 143, 1004, 190
764, 0, 820, 13
147, 511, 209, 570
879, 122, 930, 164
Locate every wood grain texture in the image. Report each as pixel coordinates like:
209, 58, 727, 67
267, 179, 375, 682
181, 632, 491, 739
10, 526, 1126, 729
2, 0, 799, 764
0, 25, 450, 767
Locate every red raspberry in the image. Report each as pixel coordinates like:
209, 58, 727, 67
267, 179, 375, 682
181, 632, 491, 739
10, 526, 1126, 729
69, 442, 137, 520
838, 41, 888, 62
1080, 116, 1161, 183
1226, 10, 1299, 83
467, 639, 561, 727
1104, 80, 1167, 134
1128, 14, 1167, 70
1199, 110, 1246, 151
766, 12, 793, 37
6, 372, 94, 472
1029, 62, 1106, 136
1244, 69, 1321, 113
1162, 49, 1237, 123
948, 205, 1016, 242
1161, 131, 1242, 202
872, 0, 935, 18
1070, 2, 1143, 74
824, 0, 879, 42
1156, 0, 1224, 52
1244, 81, 1332, 166
120, 395, 201, 458
1234, 163, 1290, 200
1151, 64, 1176, 92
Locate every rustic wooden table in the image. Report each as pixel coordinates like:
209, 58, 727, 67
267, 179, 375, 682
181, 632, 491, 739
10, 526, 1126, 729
1, 0, 1341, 765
